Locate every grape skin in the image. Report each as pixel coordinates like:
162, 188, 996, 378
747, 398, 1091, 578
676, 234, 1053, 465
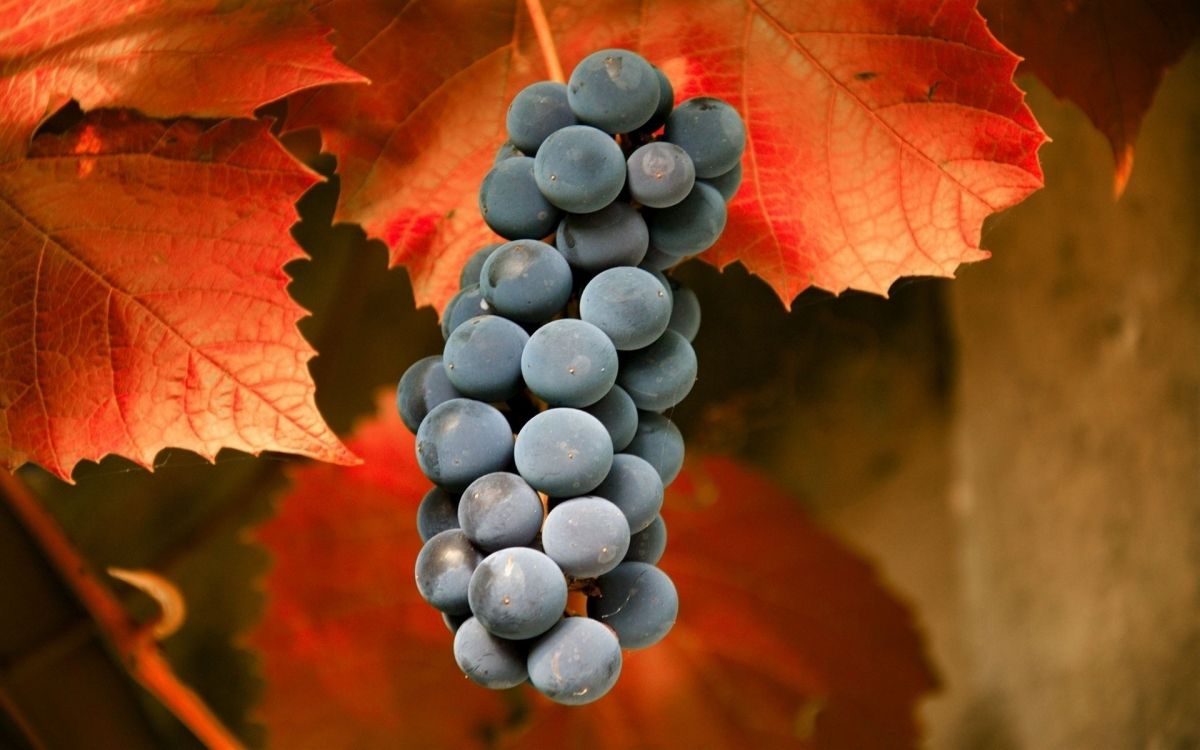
415, 399, 514, 491
701, 161, 743, 202
556, 201, 649, 272
527, 617, 622, 705
468, 547, 567, 640
443, 315, 529, 402
618, 330, 698, 411
506, 80, 578, 153
414, 529, 483, 615
645, 182, 727, 256
417, 486, 459, 542
667, 285, 701, 342
635, 66, 675, 134
478, 156, 562, 239
566, 49, 660, 134
441, 284, 492, 340
580, 266, 673, 350
396, 355, 462, 434
591, 453, 664, 533
664, 96, 746, 178
624, 514, 667, 564
521, 318, 618, 407
581, 384, 638, 452
459, 243, 501, 289
542, 496, 631, 578
453, 617, 529, 689
624, 411, 685, 486
480, 239, 574, 323
515, 408, 614, 497
627, 141, 695, 209
533, 125, 626, 214
588, 562, 678, 649
457, 472, 544, 552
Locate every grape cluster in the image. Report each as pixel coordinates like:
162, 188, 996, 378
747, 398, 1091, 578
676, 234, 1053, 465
398, 48, 743, 705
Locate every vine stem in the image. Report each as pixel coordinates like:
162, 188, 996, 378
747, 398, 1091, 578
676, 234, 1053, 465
524, 0, 564, 83
0, 471, 244, 750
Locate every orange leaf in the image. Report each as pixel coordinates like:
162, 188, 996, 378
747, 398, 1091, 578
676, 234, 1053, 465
0, 111, 354, 480
978, 0, 1200, 196
291, 0, 1045, 310
0, 0, 364, 159
251, 397, 936, 748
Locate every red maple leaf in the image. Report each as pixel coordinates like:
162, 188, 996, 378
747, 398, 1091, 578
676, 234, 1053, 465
0, 112, 354, 480
978, 0, 1200, 195
290, 0, 1045, 310
251, 396, 936, 748
0, 0, 364, 159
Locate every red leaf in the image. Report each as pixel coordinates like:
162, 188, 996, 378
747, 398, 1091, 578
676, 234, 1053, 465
251, 397, 936, 748
0, 0, 364, 159
978, 0, 1200, 195
0, 111, 354, 480
292, 0, 1045, 309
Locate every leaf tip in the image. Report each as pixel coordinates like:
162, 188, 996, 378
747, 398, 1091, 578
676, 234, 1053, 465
1112, 144, 1135, 199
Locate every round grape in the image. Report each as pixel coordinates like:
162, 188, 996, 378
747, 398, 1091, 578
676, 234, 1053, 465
624, 514, 667, 564
556, 202, 648, 272
636, 66, 674, 134
664, 96, 746, 178
506, 81, 577, 153
397, 356, 462, 434
542, 497, 630, 578
414, 529, 483, 615
627, 142, 695, 208
592, 454, 664, 533
521, 319, 618, 407
588, 562, 678, 649
515, 409, 613, 496
417, 486, 459, 542
416, 399, 514, 491
443, 315, 529, 402
479, 156, 562, 239
625, 412, 684, 486
528, 617, 622, 705
567, 49, 660, 134
581, 384, 638, 452
645, 182, 727, 256
618, 330, 698, 411
468, 547, 567, 639
639, 245, 684, 271
457, 472, 543, 551
493, 140, 525, 165
459, 243, 501, 289
580, 266, 672, 350
667, 285, 701, 342
453, 617, 529, 689
533, 125, 626, 213
702, 161, 742, 202
441, 284, 492, 340
480, 239, 574, 323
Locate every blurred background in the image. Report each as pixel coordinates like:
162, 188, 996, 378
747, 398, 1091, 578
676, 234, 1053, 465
1, 47, 1196, 750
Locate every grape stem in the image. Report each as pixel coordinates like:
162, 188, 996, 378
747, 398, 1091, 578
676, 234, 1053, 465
524, 0, 564, 83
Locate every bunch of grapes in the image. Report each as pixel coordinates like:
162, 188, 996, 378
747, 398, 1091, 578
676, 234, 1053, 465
398, 48, 743, 705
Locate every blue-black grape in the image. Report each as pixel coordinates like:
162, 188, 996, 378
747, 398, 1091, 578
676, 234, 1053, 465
567, 49, 660, 134
521, 319, 617, 407
627, 141, 695, 208
664, 97, 746, 178
533, 125, 626, 213
581, 384, 638, 452
453, 617, 529, 689
645, 182, 727, 255
479, 156, 562, 239
397, 355, 462, 434
636, 66, 674, 134
457, 472, 543, 551
443, 315, 528, 401
624, 514, 667, 564
480, 239, 573, 323
591, 454, 663, 533
639, 267, 674, 303
441, 284, 492, 340
416, 399, 514, 491
494, 140, 526, 165
460, 244, 501, 289
618, 330, 698, 411
506, 81, 577, 153
667, 284, 701, 342
515, 408, 613, 496
556, 201, 648, 272
624, 411, 684, 486
701, 161, 742, 202
417, 486, 460, 542
443, 612, 470, 633
579, 266, 672, 350
542, 496, 630, 578
414, 529, 483, 615
468, 547, 567, 639
527, 617, 622, 705
639, 245, 684, 271
588, 562, 678, 649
